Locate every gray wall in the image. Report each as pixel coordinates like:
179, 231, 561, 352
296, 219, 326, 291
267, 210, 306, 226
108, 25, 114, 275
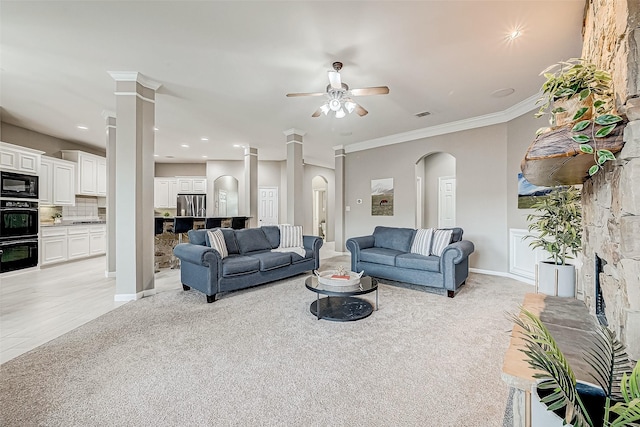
155, 163, 206, 177
345, 122, 510, 272
1, 122, 106, 157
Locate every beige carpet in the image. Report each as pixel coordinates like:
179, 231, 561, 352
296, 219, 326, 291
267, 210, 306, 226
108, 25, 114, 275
0, 258, 530, 426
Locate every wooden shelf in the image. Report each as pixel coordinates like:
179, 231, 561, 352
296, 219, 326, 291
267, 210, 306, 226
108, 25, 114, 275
521, 123, 625, 187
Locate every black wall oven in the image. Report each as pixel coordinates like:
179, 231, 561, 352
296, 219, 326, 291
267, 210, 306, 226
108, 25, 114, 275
1, 171, 39, 199
0, 199, 39, 273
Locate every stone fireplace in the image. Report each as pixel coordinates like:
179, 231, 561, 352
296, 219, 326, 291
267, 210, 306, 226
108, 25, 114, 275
578, 0, 639, 361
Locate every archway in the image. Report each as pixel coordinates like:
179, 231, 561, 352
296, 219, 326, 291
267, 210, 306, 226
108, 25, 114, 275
415, 152, 456, 228
311, 175, 328, 239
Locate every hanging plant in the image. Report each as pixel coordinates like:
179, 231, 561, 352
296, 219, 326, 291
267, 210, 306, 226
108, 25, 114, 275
535, 58, 624, 177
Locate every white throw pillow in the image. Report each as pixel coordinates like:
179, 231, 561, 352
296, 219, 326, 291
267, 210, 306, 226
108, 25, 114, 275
207, 229, 228, 258
410, 228, 434, 256
278, 224, 303, 248
430, 229, 453, 256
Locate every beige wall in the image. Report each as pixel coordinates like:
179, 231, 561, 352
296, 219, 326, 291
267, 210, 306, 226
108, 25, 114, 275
155, 163, 206, 177
1, 122, 106, 157
345, 121, 519, 272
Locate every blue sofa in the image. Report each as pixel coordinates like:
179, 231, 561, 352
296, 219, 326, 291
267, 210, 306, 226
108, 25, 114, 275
346, 226, 474, 297
173, 226, 323, 303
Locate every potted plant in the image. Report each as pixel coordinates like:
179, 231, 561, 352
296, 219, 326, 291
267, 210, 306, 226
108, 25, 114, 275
511, 308, 640, 427
535, 58, 623, 177
525, 186, 582, 297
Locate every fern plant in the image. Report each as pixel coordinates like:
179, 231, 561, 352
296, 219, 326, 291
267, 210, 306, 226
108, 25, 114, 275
511, 308, 640, 427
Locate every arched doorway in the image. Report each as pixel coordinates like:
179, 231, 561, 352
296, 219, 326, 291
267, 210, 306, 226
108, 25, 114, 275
415, 152, 456, 228
312, 175, 328, 239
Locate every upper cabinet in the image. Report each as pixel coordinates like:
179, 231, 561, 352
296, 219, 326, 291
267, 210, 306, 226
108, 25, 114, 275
40, 157, 76, 206
0, 142, 43, 175
177, 177, 207, 194
154, 178, 178, 208
61, 150, 107, 197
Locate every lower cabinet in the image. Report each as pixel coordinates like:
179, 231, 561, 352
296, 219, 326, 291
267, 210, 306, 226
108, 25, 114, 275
41, 225, 106, 266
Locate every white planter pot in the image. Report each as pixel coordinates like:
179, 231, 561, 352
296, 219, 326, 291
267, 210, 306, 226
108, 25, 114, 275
531, 381, 606, 427
536, 261, 576, 297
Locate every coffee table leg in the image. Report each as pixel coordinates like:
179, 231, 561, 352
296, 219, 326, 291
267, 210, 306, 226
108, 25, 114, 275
316, 293, 320, 320
376, 287, 379, 311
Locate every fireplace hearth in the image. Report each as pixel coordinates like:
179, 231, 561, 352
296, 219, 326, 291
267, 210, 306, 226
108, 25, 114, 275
594, 254, 608, 326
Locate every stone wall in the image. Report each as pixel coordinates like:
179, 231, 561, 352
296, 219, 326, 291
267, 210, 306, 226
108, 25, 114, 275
580, 0, 640, 360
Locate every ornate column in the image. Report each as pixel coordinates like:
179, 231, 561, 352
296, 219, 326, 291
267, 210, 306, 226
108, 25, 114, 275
108, 72, 161, 301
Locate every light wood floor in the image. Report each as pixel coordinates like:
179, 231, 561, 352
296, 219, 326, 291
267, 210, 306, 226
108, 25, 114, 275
0, 241, 344, 364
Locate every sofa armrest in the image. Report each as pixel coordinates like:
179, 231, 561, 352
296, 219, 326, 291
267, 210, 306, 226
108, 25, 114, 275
440, 240, 475, 265
303, 235, 323, 269
346, 235, 375, 272
173, 243, 222, 267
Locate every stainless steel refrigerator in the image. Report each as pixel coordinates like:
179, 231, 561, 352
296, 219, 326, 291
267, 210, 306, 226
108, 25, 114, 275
176, 193, 206, 217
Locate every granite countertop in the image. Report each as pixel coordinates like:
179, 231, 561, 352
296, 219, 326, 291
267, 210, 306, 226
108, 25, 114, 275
41, 220, 106, 227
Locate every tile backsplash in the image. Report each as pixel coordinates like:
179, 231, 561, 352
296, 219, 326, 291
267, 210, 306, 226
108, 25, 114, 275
62, 196, 99, 221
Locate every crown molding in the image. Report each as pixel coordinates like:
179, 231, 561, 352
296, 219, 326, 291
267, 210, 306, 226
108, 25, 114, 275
283, 128, 306, 137
344, 93, 540, 154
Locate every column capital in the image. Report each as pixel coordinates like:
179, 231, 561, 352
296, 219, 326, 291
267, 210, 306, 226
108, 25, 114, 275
107, 71, 162, 91
244, 146, 258, 156
283, 128, 306, 137
101, 110, 116, 120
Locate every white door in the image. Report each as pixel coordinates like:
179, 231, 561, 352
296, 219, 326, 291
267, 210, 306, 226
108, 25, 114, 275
218, 190, 227, 216
438, 177, 456, 228
258, 187, 278, 226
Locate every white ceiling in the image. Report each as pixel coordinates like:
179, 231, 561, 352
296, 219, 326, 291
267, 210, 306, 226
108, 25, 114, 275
1, 1, 585, 168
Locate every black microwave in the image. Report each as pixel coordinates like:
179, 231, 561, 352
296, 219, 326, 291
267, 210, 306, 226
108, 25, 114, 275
0, 171, 39, 199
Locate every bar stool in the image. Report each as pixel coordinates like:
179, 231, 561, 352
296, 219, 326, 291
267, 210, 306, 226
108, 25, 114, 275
231, 216, 247, 230
205, 217, 223, 229
173, 217, 194, 244
155, 217, 166, 235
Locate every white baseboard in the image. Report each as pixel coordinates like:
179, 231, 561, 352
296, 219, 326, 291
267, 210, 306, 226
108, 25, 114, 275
470, 268, 535, 286
143, 289, 156, 297
114, 291, 143, 302
105, 270, 116, 278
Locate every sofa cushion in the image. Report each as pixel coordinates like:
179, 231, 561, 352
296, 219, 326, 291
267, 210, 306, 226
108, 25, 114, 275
373, 226, 416, 252
235, 228, 272, 254
410, 228, 434, 256
261, 226, 280, 249
246, 251, 291, 271
188, 229, 207, 246
360, 247, 402, 266
396, 253, 440, 272
207, 229, 228, 258
203, 228, 239, 254
290, 248, 313, 263
430, 229, 454, 256
279, 224, 303, 248
221, 255, 260, 277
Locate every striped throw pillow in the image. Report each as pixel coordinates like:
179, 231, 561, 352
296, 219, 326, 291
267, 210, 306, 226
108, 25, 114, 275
207, 229, 228, 258
410, 228, 434, 256
430, 229, 453, 256
279, 224, 303, 248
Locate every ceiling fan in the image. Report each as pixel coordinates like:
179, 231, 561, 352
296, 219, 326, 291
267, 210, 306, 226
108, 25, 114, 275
286, 62, 389, 118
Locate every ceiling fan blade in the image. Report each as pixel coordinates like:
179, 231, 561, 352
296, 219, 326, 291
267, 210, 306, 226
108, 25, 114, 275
350, 86, 390, 96
286, 92, 326, 97
355, 104, 368, 116
311, 109, 322, 118
328, 70, 342, 89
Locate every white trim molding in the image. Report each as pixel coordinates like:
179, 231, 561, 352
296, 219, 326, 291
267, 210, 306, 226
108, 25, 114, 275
283, 128, 306, 137
107, 71, 162, 91
114, 291, 143, 302
470, 268, 535, 286
344, 93, 540, 154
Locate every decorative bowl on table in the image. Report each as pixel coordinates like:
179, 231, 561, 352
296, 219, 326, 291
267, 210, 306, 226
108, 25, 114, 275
313, 269, 364, 287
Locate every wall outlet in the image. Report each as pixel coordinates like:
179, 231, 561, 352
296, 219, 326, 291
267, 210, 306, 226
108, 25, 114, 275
346, 206, 351, 211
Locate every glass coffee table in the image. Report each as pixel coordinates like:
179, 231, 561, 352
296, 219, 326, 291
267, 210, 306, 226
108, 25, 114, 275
305, 275, 378, 321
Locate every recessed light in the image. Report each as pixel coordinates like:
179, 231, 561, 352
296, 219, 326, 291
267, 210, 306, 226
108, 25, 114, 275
491, 88, 515, 98
76, 125, 89, 130
153, 154, 159, 157
153, 127, 159, 131
233, 144, 241, 148
201, 155, 208, 158
201, 137, 209, 141
507, 29, 522, 41
180, 144, 189, 148
165, 155, 174, 159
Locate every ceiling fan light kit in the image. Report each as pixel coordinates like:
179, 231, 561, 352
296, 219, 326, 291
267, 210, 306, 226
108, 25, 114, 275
286, 61, 389, 119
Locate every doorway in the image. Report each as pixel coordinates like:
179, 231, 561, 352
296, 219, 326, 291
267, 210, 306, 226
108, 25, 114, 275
438, 176, 456, 228
415, 152, 456, 228
258, 187, 278, 226
312, 176, 328, 239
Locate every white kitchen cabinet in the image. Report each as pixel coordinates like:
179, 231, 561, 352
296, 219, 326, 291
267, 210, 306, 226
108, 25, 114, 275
40, 227, 68, 266
154, 178, 178, 208
176, 177, 207, 194
89, 225, 106, 255
40, 157, 76, 205
67, 227, 90, 259
40, 224, 106, 266
60, 150, 106, 196
0, 142, 42, 174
